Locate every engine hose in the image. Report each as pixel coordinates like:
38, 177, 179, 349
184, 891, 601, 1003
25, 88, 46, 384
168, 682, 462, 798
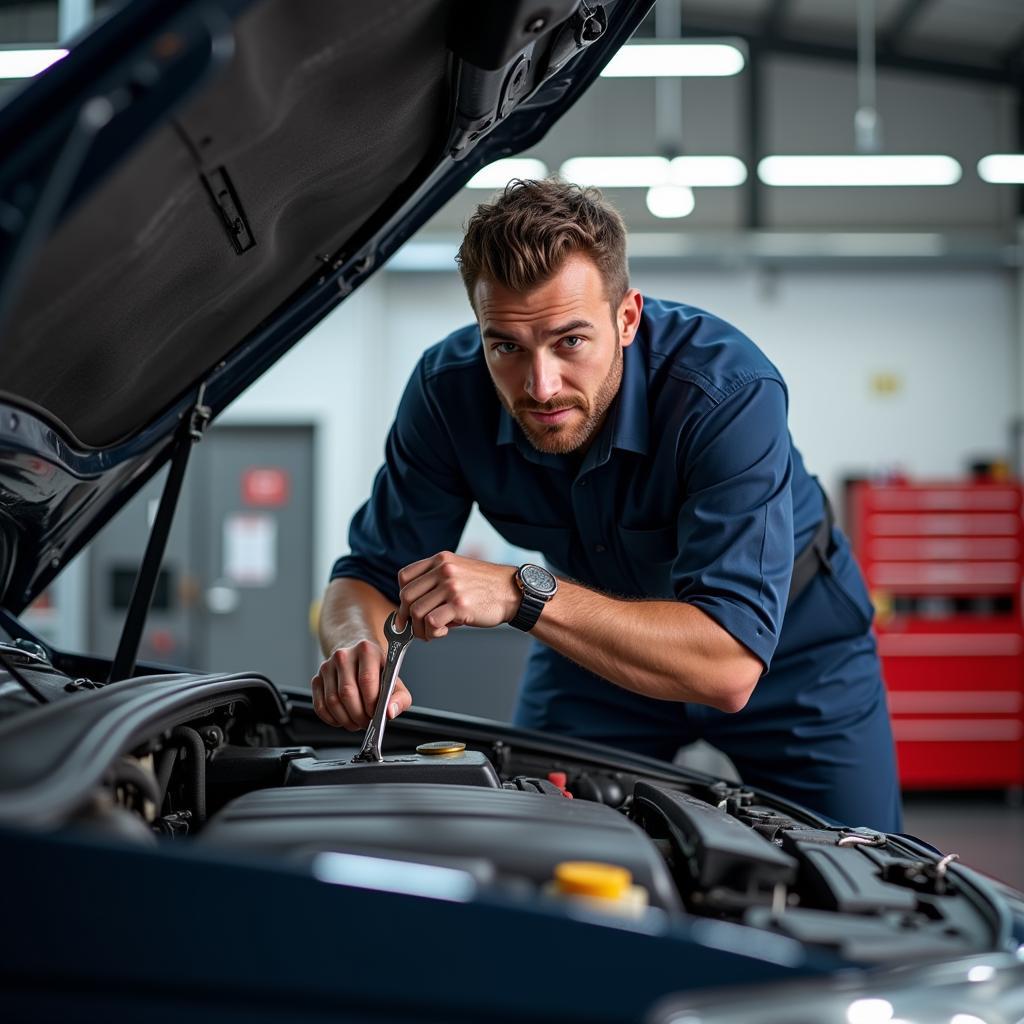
156, 746, 179, 806
170, 726, 207, 824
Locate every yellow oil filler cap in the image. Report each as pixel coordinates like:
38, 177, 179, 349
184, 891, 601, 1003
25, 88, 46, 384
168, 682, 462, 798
553, 861, 632, 900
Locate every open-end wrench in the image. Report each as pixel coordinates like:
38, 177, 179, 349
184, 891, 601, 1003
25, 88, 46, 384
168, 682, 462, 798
352, 611, 414, 763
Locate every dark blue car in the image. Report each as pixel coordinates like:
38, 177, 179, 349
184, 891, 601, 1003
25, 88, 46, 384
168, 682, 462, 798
0, 2, 1022, 1021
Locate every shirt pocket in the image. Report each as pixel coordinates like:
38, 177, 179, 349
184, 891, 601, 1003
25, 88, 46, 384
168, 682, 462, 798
482, 512, 573, 572
617, 523, 677, 564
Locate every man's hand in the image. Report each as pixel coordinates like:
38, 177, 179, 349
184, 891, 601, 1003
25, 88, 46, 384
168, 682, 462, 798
397, 551, 519, 640
311, 640, 412, 730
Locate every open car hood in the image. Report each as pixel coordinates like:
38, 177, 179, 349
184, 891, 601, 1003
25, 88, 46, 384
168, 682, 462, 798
0, 0, 651, 613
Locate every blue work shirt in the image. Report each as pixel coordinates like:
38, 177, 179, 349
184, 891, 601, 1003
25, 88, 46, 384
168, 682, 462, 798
331, 297, 857, 672
332, 297, 901, 831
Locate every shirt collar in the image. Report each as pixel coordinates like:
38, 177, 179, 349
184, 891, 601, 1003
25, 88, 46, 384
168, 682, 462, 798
495, 334, 650, 466
609, 337, 649, 457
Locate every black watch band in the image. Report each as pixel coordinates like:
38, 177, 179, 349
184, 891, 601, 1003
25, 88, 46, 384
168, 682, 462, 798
509, 592, 546, 632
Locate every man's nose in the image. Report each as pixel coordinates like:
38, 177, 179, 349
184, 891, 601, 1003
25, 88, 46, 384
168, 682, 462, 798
526, 353, 560, 404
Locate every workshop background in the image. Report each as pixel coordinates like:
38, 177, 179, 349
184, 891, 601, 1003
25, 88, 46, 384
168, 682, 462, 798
5, 0, 1024, 885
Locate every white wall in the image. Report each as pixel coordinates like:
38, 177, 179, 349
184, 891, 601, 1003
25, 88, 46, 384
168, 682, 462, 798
225, 264, 1018, 597
636, 267, 1018, 498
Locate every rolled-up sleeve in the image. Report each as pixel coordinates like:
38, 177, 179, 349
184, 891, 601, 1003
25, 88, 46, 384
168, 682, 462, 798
673, 377, 793, 670
330, 361, 472, 603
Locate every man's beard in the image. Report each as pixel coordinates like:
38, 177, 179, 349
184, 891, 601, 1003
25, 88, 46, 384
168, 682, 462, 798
501, 341, 623, 455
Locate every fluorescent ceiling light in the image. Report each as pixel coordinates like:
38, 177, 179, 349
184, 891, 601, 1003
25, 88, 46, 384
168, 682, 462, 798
758, 155, 961, 187
562, 156, 668, 187
560, 155, 746, 188
672, 156, 746, 187
646, 185, 695, 219
465, 158, 548, 188
0, 48, 67, 79
601, 42, 745, 78
978, 154, 1024, 184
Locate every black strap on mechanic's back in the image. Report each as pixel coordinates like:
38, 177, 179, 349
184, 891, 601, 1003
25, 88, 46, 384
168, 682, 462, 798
786, 486, 836, 608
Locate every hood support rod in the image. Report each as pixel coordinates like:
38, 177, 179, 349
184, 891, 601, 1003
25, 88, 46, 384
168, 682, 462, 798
108, 386, 210, 683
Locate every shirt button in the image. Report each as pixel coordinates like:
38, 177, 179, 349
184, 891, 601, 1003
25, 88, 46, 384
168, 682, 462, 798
577, 479, 588, 487
594, 543, 607, 553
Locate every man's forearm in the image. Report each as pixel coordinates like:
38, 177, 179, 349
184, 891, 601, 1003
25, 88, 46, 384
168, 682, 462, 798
530, 578, 763, 713
318, 577, 397, 656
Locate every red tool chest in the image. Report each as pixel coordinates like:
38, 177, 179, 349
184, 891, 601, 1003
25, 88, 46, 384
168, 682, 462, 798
848, 481, 1024, 789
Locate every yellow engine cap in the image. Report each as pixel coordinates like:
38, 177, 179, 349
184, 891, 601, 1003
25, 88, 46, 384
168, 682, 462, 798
415, 741, 466, 755
553, 861, 632, 900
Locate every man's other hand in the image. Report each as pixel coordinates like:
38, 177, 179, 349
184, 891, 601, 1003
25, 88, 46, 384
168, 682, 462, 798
311, 640, 412, 730
396, 551, 519, 640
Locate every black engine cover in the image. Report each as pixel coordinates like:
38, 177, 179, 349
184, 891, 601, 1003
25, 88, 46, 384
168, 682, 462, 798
200, 782, 682, 910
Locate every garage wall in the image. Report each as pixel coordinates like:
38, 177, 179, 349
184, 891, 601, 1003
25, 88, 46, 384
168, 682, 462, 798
224, 264, 1018, 593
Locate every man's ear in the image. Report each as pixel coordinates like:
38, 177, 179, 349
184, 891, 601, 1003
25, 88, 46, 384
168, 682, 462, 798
618, 289, 643, 347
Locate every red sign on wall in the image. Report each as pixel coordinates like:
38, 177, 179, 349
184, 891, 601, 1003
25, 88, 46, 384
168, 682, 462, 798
241, 467, 290, 507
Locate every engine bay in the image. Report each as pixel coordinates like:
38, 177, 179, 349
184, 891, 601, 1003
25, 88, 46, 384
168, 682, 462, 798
44, 678, 995, 968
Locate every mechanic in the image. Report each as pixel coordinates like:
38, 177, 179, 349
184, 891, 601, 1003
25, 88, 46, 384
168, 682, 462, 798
313, 178, 902, 833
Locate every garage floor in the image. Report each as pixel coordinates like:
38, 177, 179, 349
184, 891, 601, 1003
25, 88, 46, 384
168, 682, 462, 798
902, 793, 1024, 891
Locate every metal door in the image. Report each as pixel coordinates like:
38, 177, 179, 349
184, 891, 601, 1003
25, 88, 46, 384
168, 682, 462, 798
88, 425, 316, 688
195, 425, 315, 688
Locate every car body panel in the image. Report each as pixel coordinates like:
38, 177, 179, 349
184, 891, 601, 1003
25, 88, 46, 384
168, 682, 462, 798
2, 4, 1023, 1020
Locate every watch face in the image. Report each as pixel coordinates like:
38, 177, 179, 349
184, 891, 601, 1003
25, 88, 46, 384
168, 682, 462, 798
520, 563, 557, 598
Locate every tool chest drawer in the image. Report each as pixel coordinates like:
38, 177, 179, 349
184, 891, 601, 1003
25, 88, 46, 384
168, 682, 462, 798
849, 481, 1024, 789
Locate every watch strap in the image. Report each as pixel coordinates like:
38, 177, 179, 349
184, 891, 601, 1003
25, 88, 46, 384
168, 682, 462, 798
510, 591, 546, 632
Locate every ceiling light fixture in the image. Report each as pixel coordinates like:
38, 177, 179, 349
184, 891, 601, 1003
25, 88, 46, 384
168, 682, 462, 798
671, 156, 747, 186
0, 48, 67, 79
562, 156, 670, 187
645, 184, 695, 219
977, 154, 1024, 184
560, 155, 746, 188
757, 3, 957, 190
600, 42, 745, 78
757, 155, 962, 187
465, 158, 548, 188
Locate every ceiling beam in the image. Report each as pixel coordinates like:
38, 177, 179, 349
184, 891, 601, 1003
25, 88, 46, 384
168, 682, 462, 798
1000, 20, 1024, 77
880, 0, 934, 52
761, 0, 790, 38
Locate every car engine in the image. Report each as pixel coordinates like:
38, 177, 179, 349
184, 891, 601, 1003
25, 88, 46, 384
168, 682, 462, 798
54, 677, 992, 968
0, 661, 1006, 968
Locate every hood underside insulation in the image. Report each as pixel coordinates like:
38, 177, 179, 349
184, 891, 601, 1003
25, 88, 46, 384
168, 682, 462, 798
2, 0, 451, 448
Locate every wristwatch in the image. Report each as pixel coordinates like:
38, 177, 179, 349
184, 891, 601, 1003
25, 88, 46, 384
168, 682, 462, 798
509, 563, 558, 632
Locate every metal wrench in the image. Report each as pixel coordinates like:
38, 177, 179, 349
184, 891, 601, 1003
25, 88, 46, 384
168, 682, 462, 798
352, 611, 414, 763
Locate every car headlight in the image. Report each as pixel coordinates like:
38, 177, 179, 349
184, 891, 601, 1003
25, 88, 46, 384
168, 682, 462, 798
650, 951, 1024, 1024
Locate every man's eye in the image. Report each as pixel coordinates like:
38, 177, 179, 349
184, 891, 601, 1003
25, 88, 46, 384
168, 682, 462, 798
494, 342, 520, 355
560, 336, 585, 349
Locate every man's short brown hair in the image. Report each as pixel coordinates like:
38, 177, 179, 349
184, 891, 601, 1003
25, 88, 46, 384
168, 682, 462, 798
456, 178, 629, 312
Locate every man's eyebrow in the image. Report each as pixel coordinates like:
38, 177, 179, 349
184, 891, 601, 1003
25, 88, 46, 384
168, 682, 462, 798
546, 319, 595, 337
481, 319, 596, 342
481, 327, 520, 342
